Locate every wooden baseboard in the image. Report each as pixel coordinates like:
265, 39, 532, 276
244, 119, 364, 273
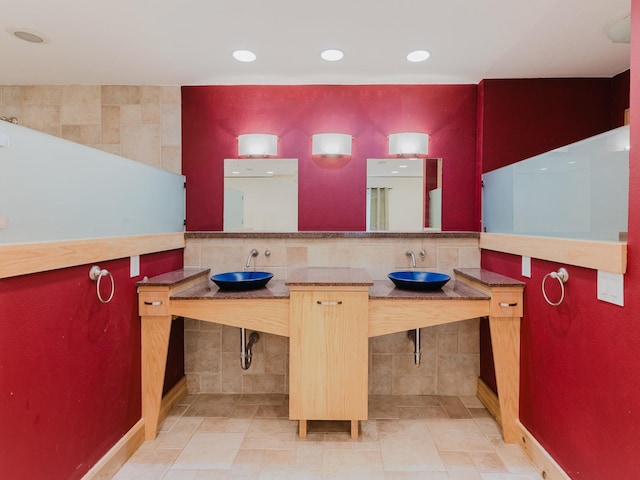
476, 378, 570, 479
516, 420, 571, 480
81, 419, 145, 480
476, 377, 501, 426
82, 376, 187, 480
158, 376, 188, 425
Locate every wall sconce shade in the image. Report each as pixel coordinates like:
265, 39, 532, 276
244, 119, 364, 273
389, 133, 429, 157
238, 134, 278, 157
312, 133, 352, 157
0, 133, 9, 148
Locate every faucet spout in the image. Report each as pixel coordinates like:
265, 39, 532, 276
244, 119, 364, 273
245, 249, 259, 268
406, 250, 416, 268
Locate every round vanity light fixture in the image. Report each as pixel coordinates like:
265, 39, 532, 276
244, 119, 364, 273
233, 49, 257, 62
406, 49, 430, 63
321, 49, 344, 61
11, 28, 46, 43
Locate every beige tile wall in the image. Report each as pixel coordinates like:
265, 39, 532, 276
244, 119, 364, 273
184, 236, 482, 396
0, 85, 181, 173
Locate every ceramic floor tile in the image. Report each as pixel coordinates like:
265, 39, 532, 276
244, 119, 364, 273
479, 474, 541, 480
113, 448, 181, 480
183, 395, 240, 417
238, 393, 286, 405
378, 420, 445, 472
398, 406, 449, 419
490, 440, 539, 475
258, 466, 322, 479
438, 396, 473, 419
294, 442, 325, 469
227, 448, 265, 477
172, 432, 244, 469
161, 470, 198, 480
323, 450, 386, 480
470, 452, 509, 474
441, 451, 482, 480
428, 419, 495, 453
395, 395, 442, 407
384, 472, 451, 480
115, 394, 535, 480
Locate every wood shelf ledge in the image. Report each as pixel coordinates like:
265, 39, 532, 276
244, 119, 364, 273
480, 233, 627, 274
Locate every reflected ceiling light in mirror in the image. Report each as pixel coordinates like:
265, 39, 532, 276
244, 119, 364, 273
389, 133, 429, 157
312, 133, 352, 157
237, 133, 278, 157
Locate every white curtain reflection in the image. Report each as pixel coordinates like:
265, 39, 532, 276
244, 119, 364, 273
369, 187, 390, 231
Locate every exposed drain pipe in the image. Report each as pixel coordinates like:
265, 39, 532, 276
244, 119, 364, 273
407, 328, 421, 366
240, 328, 260, 370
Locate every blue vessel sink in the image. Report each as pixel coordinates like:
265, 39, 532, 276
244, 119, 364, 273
388, 271, 451, 291
211, 271, 274, 291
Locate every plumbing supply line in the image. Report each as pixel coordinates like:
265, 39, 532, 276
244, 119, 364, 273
408, 328, 421, 366
240, 328, 260, 370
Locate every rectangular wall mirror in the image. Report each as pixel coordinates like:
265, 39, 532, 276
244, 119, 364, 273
366, 158, 442, 231
224, 159, 298, 231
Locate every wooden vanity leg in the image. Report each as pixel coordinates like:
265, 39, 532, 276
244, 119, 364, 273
299, 420, 307, 438
350, 420, 359, 439
141, 315, 172, 440
489, 315, 521, 443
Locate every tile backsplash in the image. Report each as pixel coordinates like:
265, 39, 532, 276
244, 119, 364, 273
0, 85, 181, 174
184, 235, 482, 396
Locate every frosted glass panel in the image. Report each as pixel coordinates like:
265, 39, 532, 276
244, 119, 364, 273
482, 126, 629, 241
0, 122, 184, 244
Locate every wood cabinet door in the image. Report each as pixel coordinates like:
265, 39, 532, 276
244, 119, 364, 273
289, 289, 368, 420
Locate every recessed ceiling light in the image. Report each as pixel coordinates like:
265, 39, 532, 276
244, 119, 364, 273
399, 165, 408, 168
406, 49, 430, 63
391, 170, 399, 174
233, 50, 256, 62
321, 49, 344, 61
11, 28, 46, 43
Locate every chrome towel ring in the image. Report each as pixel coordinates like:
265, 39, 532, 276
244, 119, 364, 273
89, 265, 115, 303
542, 268, 569, 306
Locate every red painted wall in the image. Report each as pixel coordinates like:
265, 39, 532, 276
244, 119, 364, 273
477, 64, 635, 480
0, 250, 183, 479
182, 85, 479, 232
479, 78, 615, 173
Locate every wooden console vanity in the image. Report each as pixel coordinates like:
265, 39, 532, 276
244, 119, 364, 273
137, 267, 523, 443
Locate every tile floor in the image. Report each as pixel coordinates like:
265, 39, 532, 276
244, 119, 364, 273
113, 394, 539, 480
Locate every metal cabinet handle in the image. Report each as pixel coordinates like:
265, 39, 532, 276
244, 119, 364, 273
316, 301, 343, 305
499, 302, 518, 307
144, 301, 163, 306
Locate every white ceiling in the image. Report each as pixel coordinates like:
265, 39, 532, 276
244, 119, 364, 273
0, 0, 631, 86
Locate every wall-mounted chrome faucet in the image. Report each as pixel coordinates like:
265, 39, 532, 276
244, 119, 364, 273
406, 250, 416, 268
245, 249, 259, 268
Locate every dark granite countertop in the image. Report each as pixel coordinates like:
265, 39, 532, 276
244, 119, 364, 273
369, 279, 490, 300
172, 279, 290, 300
170, 278, 488, 301
454, 268, 525, 287
140, 268, 515, 301
136, 268, 210, 287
